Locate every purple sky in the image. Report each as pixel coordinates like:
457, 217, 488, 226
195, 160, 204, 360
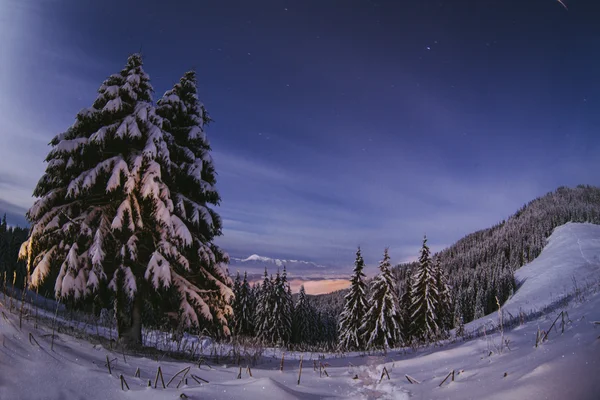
1, 0, 599, 272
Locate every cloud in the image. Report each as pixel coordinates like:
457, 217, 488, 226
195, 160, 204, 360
0, 198, 28, 227
211, 145, 557, 273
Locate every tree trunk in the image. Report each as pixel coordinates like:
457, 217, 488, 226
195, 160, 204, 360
120, 292, 142, 347
115, 273, 143, 347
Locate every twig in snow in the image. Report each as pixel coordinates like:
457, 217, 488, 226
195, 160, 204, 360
405, 374, 420, 384
439, 370, 454, 387
120, 374, 130, 391
28, 333, 41, 347
319, 362, 329, 377
51, 301, 60, 351
542, 311, 563, 342
134, 367, 140, 378
154, 366, 166, 388
106, 355, 113, 375
166, 366, 191, 388
191, 374, 209, 384
297, 355, 303, 385
176, 367, 191, 388
379, 367, 390, 383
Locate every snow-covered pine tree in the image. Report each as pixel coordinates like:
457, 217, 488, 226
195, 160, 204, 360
410, 235, 439, 343
360, 248, 402, 352
281, 265, 294, 338
156, 70, 232, 337
231, 272, 243, 334
292, 285, 316, 345
337, 247, 367, 351
239, 271, 255, 336
20, 54, 202, 345
254, 268, 272, 343
270, 269, 292, 345
399, 268, 413, 342
434, 257, 452, 336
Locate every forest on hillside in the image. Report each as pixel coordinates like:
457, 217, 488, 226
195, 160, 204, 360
313, 185, 600, 332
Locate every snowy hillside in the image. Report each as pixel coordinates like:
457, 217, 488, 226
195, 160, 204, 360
469, 222, 600, 331
1, 223, 600, 399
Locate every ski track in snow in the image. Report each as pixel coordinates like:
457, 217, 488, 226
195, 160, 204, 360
2, 223, 600, 399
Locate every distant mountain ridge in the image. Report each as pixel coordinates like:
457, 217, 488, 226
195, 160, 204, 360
231, 254, 327, 268
229, 254, 340, 278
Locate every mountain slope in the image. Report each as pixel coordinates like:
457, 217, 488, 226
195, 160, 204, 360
394, 185, 600, 324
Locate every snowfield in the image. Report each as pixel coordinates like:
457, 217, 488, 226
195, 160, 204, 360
1, 223, 600, 399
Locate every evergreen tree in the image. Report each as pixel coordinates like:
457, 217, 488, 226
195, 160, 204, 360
270, 270, 292, 345
360, 248, 402, 352
337, 247, 367, 351
399, 268, 413, 341
292, 285, 315, 345
231, 272, 243, 334
281, 266, 294, 337
240, 271, 255, 336
156, 70, 232, 337
20, 54, 216, 345
410, 235, 439, 343
254, 268, 272, 342
433, 257, 452, 337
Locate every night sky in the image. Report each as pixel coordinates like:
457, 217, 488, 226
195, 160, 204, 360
1, 0, 599, 271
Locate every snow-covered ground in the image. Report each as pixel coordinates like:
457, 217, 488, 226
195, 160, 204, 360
1, 223, 600, 399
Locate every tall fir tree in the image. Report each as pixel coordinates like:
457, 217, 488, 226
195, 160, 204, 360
270, 270, 292, 345
292, 285, 316, 345
399, 268, 413, 341
231, 272, 243, 334
20, 54, 222, 345
337, 247, 367, 351
410, 235, 439, 343
433, 257, 452, 336
239, 271, 255, 336
360, 248, 402, 352
254, 268, 272, 343
156, 70, 232, 337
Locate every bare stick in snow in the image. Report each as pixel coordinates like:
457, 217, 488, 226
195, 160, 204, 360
542, 312, 563, 342
439, 370, 454, 387
51, 301, 60, 351
378, 367, 391, 383
191, 374, 209, 384
19, 281, 27, 330
297, 355, 303, 385
176, 367, 191, 389
106, 355, 112, 375
280, 353, 285, 371
237, 366, 242, 379
166, 366, 191, 387
154, 366, 166, 388
120, 374, 130, 391
28, 333, 41, 347
246, 365, 253, 377
134, 367, 140, 378
405, 374, 420, 384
